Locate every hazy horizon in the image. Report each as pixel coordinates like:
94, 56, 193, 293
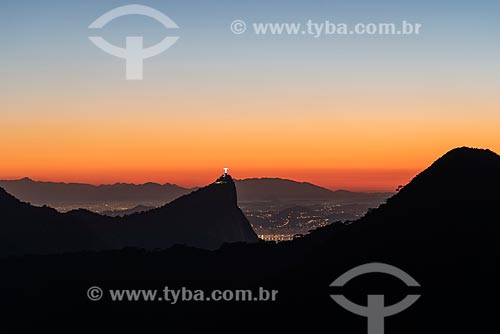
0, 170, 407, 192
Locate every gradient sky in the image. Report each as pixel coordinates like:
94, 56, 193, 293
2, 0, 499, 191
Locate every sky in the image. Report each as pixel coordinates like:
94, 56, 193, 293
1, 0, 499, 191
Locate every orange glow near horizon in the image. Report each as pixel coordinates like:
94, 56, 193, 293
0, 168, 419, 192
3, 60, 500, 192
2, 93, 500, 191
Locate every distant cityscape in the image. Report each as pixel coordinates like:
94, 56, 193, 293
241, 200, 374, 240
48, 199, 376, 241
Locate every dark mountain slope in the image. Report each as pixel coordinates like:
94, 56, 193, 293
0, 188, 106, 255
116, 174, 258, 249
0, 174, 257, 256
339, 147, 500, 250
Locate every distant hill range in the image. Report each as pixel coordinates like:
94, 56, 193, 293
0, 178, 193, 205
0, 177, 392, 208
0, 174, 258, 255
235, 178, 391, 202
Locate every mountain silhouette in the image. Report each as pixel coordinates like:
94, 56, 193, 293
1, 147, 498, 333
0, 177, 192, 205
236, 177, 391, 202
329, 147, 500, 252
0, 176, 391, 208
280, 146, 499, 333
112, 173, 258, 249
0, 187, 104, 255
0, 173, 257, 256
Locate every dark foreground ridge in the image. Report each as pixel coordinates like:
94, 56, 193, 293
1, 147, 499, 332
0, 173, 258, 255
